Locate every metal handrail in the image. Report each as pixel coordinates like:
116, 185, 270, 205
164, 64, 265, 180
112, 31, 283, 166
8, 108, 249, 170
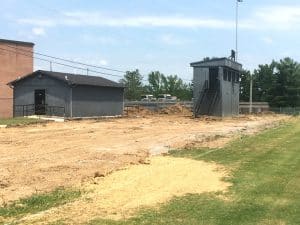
194, 80, 209, 115
14, 104, 65, 117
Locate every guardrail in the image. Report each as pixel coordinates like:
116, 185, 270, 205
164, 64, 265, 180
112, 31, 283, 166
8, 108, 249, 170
270, 107, 300, 115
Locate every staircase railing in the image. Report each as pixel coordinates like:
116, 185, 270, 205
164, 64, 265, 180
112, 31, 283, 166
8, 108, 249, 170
207, 81, 220, 114
194, 80, 220, 116
194, 80, 208, 116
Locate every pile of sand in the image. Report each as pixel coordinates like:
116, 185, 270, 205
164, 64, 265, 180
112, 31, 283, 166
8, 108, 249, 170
159, 103, 192, 115
17, 156, 229, 225
125, 106, 154, 116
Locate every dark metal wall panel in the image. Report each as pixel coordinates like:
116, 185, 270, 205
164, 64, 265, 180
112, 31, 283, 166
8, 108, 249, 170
193, 67, 223, 116
221, 76, 240, 116
71, 85, 124, 117
13, 75, 71, 117
193, 67, 208, 112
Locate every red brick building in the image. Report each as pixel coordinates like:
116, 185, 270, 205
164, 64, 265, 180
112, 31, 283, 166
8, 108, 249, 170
0, 39, 34, 118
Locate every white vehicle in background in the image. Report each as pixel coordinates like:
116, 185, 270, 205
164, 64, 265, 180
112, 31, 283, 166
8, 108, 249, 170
157, 94, 177, 102
141, 95, 156, 101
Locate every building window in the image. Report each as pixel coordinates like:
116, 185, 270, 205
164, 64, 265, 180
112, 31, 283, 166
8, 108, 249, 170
235, 73, 240, 83
228, 71, 232, 82
223, 69, 228, 81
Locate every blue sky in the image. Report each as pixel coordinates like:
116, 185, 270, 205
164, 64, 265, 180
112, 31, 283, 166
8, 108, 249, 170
1, 0, 300, 82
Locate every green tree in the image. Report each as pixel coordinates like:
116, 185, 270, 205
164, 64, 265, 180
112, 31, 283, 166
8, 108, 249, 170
240, 58, 300, 107
163, 75, 183, 96
239, 69, 251, 102
145, 72, 192, 100
120, 70, 144, 100
177, 82, 193, 101
272, 58, 300, 107
163, 75, 192, 100
252, 62, 276, 102
147, 71, 166, 97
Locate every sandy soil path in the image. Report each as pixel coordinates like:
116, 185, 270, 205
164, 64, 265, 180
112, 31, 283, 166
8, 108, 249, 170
16, 156, 230, 225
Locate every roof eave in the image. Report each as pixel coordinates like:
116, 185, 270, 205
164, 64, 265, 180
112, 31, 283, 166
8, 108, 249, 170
0, 38, 34, 46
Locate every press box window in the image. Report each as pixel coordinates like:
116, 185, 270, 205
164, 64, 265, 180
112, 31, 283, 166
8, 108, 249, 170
223, 69, 228, 81
228, 71, 232, 82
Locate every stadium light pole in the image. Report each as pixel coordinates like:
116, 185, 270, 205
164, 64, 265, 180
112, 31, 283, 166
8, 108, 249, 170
236, 0, 243, 61
235, 0, 251, 113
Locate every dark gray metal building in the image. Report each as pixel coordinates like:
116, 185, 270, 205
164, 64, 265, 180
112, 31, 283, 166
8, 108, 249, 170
8, 70, 125, 118
191, 58, 242, 117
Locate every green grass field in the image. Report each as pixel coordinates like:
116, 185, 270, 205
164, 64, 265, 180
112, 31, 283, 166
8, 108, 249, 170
90, 118, 300, 225
0, 188, 81, 219
1, 118, 299, 225
0, 117, 43, 126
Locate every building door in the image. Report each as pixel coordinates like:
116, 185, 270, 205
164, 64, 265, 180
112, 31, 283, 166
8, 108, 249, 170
34, 89, 46, 115
209, 68, 219, 90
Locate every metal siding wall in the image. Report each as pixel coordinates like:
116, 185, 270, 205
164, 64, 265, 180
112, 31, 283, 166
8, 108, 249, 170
221, 79, 231, 117
13, 75, 71, 117
193, 67, 224, 116
221, 75, 240, 116
213, 67, 223, 116
233, 83, 240, 115
193, 67, 209, 112
72, 85, 124, 117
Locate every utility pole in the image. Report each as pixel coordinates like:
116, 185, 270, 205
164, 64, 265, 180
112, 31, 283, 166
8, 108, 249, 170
249, 75, 253, 114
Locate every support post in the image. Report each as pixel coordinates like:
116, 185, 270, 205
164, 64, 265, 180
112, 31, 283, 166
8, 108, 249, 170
249, 74, 253, 114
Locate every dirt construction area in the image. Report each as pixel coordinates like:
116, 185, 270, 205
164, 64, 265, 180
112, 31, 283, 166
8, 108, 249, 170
0, 114, 288, 212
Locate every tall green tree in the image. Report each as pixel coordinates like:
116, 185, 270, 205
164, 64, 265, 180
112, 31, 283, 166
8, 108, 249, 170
120, 70, 144, 100
145, 72, 192, 100
239, 69, 251, 102
147, 71, 166, 97
252, 62, 277, 102
163, 75, 183, 96
272, 58, 300, 107
240, 58, 300, 107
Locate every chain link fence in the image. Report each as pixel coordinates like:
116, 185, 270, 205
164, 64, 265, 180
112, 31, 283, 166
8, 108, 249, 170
270, 107, 300, 115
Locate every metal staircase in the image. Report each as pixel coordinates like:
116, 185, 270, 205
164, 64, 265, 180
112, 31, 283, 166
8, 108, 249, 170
194, 80, 220, 117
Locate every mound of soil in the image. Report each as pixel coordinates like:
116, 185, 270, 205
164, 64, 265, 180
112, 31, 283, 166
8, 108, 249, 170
159, 103, 191, 115
125, 106, 154, 116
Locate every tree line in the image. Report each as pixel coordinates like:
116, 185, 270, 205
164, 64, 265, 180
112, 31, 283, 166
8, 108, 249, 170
120, 57, 300, 106
120, 70, 192, 101
241, 57, 300, 107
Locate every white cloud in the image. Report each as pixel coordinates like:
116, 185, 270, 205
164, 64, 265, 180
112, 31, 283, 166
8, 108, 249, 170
32, 27, 46, 36
254, 5, 300, 30
16, 5, 300, 31
18, 18, 55, 27
99, 59, 108, 66
18, 12, 235, 29
61, 11, 235, 28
